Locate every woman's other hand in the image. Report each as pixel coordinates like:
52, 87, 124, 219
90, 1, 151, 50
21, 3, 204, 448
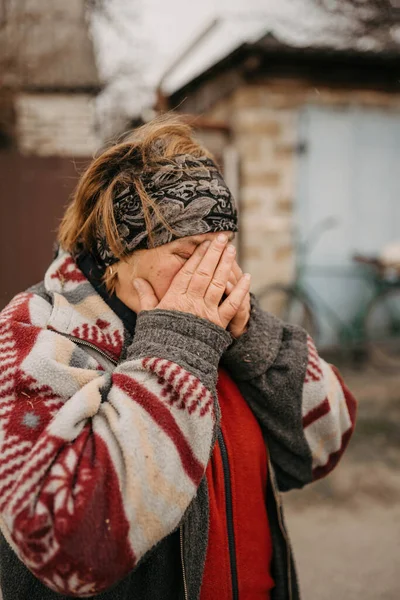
225, 261, 251, 338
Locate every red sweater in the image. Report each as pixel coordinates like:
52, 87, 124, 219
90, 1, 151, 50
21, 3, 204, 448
200, 369, 275, 599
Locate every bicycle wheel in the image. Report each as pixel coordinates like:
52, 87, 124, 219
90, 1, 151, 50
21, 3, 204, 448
364, 288, 400, 370
256, 285, 318, 339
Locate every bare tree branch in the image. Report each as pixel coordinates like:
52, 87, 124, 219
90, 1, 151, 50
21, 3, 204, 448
88, 0, 152, 138
317, 0, 400, 46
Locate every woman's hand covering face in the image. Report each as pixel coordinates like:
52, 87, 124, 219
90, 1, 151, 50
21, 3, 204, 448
225, 261, 251, 338
133, 234, 251, 332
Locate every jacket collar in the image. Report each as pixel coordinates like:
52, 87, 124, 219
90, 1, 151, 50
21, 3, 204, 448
44, 249, 126, 363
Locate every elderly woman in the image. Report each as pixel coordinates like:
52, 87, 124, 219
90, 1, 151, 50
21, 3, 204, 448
0, 116, 356, 600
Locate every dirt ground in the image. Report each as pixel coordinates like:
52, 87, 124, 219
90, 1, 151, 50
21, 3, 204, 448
284, 364, 400, 600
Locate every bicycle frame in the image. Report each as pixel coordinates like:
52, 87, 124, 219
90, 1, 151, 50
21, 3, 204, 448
290, 218, 400, 350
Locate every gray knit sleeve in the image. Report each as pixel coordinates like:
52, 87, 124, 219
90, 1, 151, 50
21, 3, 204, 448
221, 293, 284, 379
127, 308, 233, 391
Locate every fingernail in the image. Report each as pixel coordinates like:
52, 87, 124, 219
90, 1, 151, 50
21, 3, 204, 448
203, 240, 211, 249
133, 279, 140, 290
243, 273, 251, 281
227, 244, 236, 254
217, 233, 227, 243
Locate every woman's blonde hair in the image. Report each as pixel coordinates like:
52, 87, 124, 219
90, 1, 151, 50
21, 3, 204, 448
58, 114, 214, 292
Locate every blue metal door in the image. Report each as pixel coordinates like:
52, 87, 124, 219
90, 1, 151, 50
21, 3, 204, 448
297, 105, 400, 346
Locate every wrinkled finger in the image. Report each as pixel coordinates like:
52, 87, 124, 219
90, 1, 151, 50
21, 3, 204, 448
219, 274, 251, 326
242, 292, 251, 315
237, 290, 251, 309
225, 281, 235, 294
227, 270, 238, 288
188, 234, 229, 297
205, 244, 236, 305
232, 261, 243, 280
133, 278, 159, 311
224, 259, 242, 292
226, 284, 250, 313
169, 240, 211, 293
226, 261, 243, 292
221, 280, 234, 306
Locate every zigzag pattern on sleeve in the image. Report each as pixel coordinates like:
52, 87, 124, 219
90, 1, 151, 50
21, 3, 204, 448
301, 336, 357, 480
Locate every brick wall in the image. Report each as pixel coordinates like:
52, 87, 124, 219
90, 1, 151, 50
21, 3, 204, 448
15, 93, 100, 156
205, 80, 400, 292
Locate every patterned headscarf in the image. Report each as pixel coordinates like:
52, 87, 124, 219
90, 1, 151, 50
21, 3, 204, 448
94, 154, 238, 267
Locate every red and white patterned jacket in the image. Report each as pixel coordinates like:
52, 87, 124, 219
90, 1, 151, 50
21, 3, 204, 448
0, 250, 356, 597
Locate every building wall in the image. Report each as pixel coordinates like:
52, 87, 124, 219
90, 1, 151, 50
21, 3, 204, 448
0, 0, 100, 89
1, 91, 99, 306
0, 1, 101, 309
203, 80, 400, 292
15, 93, 100, 156
0, 153, 88, 309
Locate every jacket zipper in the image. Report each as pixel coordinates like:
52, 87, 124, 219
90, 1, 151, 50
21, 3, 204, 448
268, 458, 293, 600
64, 334, 118, 366
180, 525, 189, 600
217, 429, 239, 600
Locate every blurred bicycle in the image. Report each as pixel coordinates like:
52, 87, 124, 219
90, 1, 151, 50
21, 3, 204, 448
256, 217, 400, 369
